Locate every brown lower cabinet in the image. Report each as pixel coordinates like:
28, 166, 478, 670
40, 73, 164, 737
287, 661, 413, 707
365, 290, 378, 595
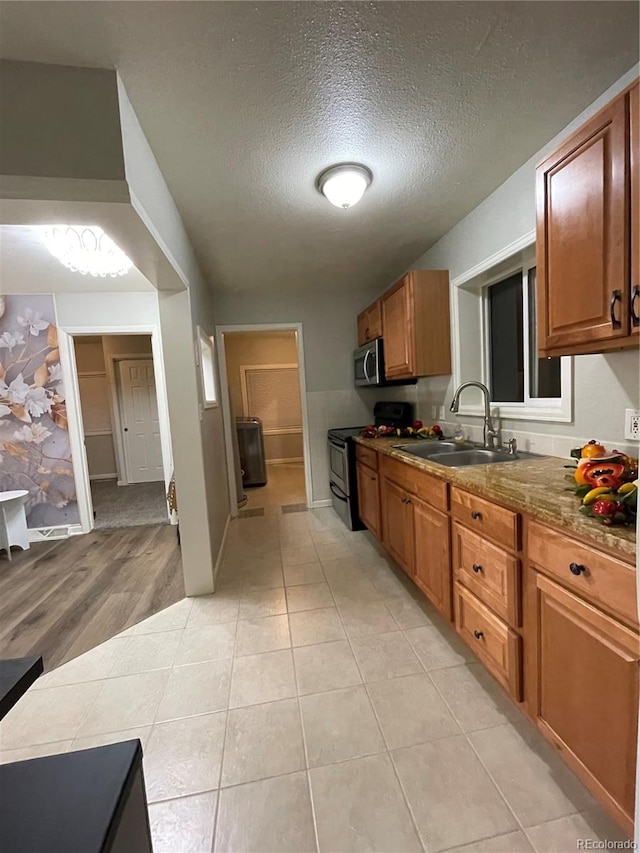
526, 570, 638, 835
355, 462, 381, 539
413, 497, 451, 621
380, 477, 414, 576
355, 442, 638, 836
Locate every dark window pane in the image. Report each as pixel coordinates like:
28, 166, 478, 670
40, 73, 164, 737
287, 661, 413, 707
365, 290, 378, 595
527, 267, 561, 398
488, 272, 524, 402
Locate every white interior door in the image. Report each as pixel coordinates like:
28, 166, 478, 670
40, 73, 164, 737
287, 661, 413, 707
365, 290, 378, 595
118, 359, 164, 483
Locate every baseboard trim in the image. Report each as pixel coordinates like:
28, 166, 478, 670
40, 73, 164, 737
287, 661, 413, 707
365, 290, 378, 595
309, 499, 332, 508
89, 474, 118, 481
28, 523, 83, 542
212, 513, 232, 592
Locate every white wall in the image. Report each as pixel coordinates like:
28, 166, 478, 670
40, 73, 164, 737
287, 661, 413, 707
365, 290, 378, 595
407, 64, 640, 458
118, 77, 231, 594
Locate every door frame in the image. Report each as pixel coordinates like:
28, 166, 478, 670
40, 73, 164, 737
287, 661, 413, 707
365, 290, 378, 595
60, 325, 173, 532
215, 323, 313, 517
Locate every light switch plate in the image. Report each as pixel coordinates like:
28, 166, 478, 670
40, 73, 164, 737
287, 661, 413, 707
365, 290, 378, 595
624, 409, 640, 441
438, 406, 445, 420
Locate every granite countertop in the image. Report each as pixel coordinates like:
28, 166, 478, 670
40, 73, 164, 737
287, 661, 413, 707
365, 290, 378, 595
354, 436, 637, 561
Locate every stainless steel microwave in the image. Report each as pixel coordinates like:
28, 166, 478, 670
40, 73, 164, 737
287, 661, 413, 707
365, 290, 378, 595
354, 339, 384, 386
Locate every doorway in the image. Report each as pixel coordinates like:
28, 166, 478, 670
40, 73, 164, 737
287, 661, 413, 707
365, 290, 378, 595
218, 327, 311, 516
73, 334, 169, 529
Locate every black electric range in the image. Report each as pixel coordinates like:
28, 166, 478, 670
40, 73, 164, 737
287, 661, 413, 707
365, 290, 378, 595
327, 401, 413, 530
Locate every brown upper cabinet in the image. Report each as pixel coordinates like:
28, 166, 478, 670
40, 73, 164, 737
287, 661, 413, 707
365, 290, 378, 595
381, 270, 451, 379
630, 82, 639, 337
536, 83, 639, 356
356, 300, 382, 346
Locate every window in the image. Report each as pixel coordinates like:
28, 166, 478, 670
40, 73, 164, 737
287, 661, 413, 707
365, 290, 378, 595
198, 328, 218, 407
486, 266, 561, 405
452, 241, 571, 423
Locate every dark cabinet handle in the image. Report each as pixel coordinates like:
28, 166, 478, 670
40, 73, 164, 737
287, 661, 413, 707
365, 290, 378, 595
406, 498, 412, 505
473, 630, 484, 640
123, 427, 128, 432
610, 290, 622, 329
472, 564, 482, 573
471, 511, 482, 520
569, 562, 586, 576
631, 285, 640, 328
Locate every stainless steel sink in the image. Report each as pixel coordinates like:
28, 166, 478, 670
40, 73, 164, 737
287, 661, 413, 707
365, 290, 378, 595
430, 448, 539, 467
392, 440, 474, 459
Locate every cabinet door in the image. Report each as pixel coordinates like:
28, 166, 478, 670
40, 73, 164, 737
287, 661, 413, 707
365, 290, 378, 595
367, 302, 382, 340
356, 463, 380, 539
528, 572, 638, 834
536, 94, 629, 351
413, 497, 451, 620
356, 311, 369, 346
630, 82, 639, 337
381, 477, 413, 575
382, 278, 414, 378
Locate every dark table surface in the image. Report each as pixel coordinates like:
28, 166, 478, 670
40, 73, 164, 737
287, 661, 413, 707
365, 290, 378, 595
0, 740, 148, 852
0, 656, 43, 720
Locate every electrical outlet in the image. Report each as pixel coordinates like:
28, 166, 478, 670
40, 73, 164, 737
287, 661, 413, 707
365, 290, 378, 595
624, 409, 640, 441
431, 406, 438, 419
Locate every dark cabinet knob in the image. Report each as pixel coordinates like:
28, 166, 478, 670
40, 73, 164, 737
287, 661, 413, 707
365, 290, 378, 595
406, 498, 412, 505
472, 564, 482, 573
473, 630, 484, 640
123, 427, 129, 432
471, 511, 482, 520
569, 562, 586, 576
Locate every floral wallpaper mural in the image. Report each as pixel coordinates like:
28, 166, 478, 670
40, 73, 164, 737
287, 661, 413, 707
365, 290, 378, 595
0, 294, 80, 527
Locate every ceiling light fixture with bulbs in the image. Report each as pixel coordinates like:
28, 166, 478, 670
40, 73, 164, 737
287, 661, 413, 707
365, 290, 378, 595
316, 163, 372, 209
40, 225, 133, 277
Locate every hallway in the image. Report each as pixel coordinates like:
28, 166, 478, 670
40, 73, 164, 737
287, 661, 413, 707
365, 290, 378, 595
0, 508, 627, 851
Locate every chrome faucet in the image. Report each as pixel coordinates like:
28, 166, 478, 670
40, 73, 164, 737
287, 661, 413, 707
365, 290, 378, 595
449, 381, 499, 449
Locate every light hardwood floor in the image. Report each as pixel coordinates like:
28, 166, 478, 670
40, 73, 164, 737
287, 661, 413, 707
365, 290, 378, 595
242, 462, 306, 511
0, 524, 184, 671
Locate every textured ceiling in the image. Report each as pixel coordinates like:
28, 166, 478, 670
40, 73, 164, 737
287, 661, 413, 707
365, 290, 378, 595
0, 2, 638, 296
0, 226, 154, 293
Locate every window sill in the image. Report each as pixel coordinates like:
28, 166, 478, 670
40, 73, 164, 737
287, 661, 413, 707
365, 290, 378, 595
455, 403, 572, 424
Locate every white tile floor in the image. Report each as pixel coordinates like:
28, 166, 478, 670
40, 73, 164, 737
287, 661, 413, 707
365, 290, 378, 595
0, 507, 631, 853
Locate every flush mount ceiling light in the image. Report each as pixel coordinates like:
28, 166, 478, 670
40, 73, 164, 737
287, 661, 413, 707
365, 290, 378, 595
316, 163, 372, 209
41, 225, 133, 277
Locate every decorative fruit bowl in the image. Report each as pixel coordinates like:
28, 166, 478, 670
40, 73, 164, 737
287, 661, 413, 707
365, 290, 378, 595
360, 421, 444, 440
566, 440, 638, 526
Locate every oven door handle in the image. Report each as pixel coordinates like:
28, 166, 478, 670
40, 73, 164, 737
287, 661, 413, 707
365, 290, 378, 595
363, 349, 372, 383
328, 438, 347, 452
330, 482, 348, 502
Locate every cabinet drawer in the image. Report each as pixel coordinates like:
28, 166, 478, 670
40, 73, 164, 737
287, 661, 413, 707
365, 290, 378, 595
355, 443, 378, 471
453, 523, 520, 627
528, 520, 638, 628
455, 583, 522, 701
451, 488, 520, 551
380, 455, 448, 511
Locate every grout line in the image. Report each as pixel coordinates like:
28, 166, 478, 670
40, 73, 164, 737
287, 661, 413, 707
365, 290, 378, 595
210, 613, 240, 851
325, 543, 429, 853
